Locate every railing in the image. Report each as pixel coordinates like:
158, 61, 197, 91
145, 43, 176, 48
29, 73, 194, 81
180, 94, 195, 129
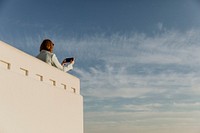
0, 41, 80, 94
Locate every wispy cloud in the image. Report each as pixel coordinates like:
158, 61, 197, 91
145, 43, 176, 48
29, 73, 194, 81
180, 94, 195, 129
85, 111, 200, 133
67, 29, 200, 132
63, 29, 200, 99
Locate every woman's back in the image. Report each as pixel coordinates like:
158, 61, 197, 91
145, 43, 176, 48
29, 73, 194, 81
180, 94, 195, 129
36, 50, 54, 65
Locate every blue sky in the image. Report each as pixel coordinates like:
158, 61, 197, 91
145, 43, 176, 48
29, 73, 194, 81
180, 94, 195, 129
1, 0, 200, 133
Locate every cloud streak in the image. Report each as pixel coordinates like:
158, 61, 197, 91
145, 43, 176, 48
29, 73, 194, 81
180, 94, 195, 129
64, 29, 200, 99
66, 29, 200, 132
85, 111, 200, 133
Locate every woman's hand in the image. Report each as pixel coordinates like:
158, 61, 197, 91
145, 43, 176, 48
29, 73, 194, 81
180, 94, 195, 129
61, 58, 75, 65
70, 58, 75, 65
61, 60, 66, 65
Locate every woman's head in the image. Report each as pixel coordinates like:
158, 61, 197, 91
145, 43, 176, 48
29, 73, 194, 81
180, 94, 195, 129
40, 39, 54, 52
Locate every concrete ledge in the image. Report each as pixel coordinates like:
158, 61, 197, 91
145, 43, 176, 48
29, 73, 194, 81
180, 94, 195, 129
0, 40, 80, 94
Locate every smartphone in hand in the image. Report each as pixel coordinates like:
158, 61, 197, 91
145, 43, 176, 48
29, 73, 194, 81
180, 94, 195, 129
64, 57, 74, 62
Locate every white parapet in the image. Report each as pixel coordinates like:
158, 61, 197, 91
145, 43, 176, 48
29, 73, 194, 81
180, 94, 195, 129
0, 41, 83, 133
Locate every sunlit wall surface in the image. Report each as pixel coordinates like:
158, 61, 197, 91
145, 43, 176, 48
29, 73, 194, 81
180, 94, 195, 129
0, 41, 83, 133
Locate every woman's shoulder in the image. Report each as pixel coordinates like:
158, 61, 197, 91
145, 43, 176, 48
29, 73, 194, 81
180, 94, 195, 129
41, 50, 54, 55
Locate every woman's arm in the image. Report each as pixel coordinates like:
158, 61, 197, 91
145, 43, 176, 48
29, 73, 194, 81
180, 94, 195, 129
51, 54, 73, 72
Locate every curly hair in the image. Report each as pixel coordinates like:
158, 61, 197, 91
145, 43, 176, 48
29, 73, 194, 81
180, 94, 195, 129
40, 39, 54, 52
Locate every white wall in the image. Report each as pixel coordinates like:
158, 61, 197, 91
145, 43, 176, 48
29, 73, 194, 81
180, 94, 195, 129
0, 41, 83, 133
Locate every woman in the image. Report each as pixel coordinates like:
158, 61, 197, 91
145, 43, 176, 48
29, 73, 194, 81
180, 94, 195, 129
36, 39, 74, 72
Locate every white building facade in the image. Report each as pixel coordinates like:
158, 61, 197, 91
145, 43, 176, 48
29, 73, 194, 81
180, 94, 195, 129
0, 41, 83, 133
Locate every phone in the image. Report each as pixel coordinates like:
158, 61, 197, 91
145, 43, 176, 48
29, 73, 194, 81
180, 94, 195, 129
64, 57, 74, 62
